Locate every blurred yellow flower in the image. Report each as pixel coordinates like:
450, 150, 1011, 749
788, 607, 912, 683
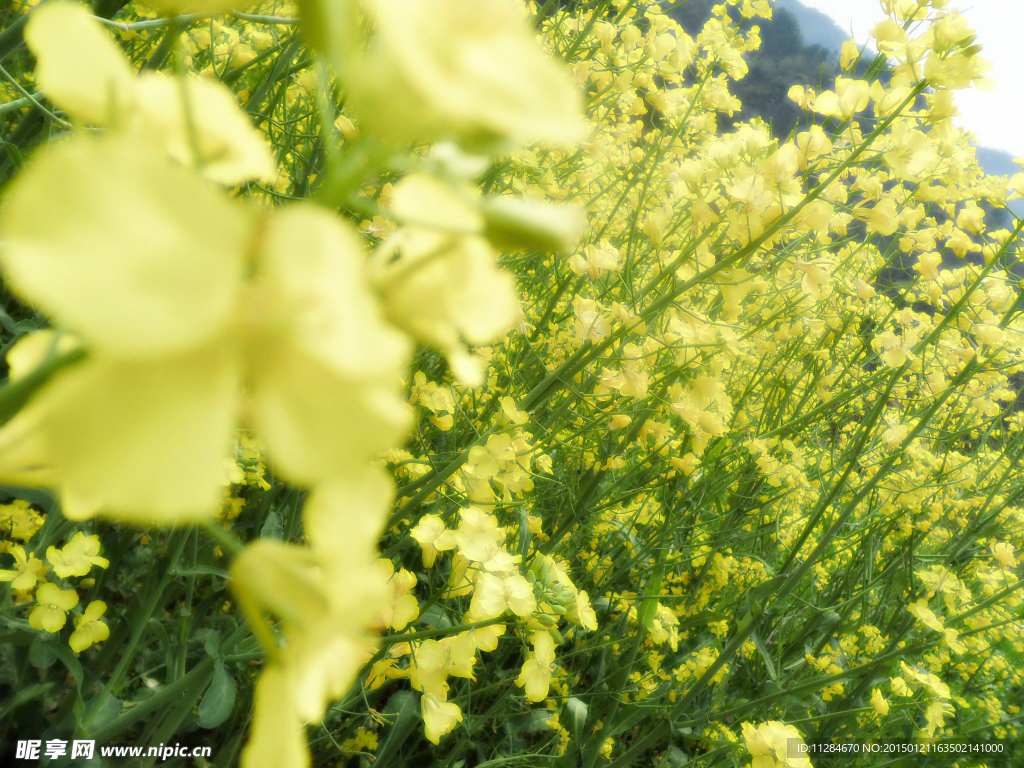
991, 542, 1016, 568
233, 476, 393, 768
908, 600, 945, 632
243, 665, 311, 768
26, 2, 274, 185
0, 137, 409, 524
233, 537, 384, 768
347, 0, 587, 152
372, 174, 519, 386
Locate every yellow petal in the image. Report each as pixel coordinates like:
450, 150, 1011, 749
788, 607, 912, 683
0, 401, 57, 489
249, 204, 410, 485
389, 593, 420, 631
231, 540, 384, 723
84, 600, 107, 622
25, 2, 136, 126
68, 625, 95, 652
421, 694, 462, 744
302, 471, 392, 557
0, 136, 248, 357
241, 666, 310, 768
232, 540, 330, 630
467, 573, 507, 620
481, 197, 585, 253
871, 688, 890, 716
374, 230, 517, 385
389, 174, 484, 232
467, 623, 504, 652
134, 73, 276, 185
0, 346, 239, 523
516, 658, 550, 702
504, 573, 537, 617
350, 0, 587, 151
38, 581, 79, 610
5, 331, 80, 381
30, 605, 68, 632
532, 631, 556, 666
414, 639, 450, 676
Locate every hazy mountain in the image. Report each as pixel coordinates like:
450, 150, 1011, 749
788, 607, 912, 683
977, 148, 1023, 216
774, 0, 849, 53
777, 0, 1021, 216
976, 147, 1020, 179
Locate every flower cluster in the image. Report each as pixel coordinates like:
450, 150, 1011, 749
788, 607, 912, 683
0, 0, 585, 765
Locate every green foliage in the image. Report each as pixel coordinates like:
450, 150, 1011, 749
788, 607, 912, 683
1, 1, 1024, 767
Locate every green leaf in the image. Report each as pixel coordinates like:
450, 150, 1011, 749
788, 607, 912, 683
260, 511, 283, 540
197, 660, 235, 729
49, 641, 84, 688
638, 565, 665, 631
517, 709, 554, 734
28, 635, 56, 669
374, 690, 419, 768
202, 631, 221, 659
82, 692, 123, 732
171, 565, 230, 579
0, 348, 86, 426
665, 746, 690, 767
419, 603, 452, 629
566, 697, 588, 738
751, 630, 778, 682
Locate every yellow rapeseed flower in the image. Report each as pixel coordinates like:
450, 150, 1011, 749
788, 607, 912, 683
346, 0, 587, 152
516, 631, 556, 702
232, 475, 393, 768
740, 720, 812, 768
421, 691, 463, 744
69, 600, 110, 652
0, 499, 45, 541
371, 174, 521, 386
871, 688, 890, 716
29, 582, 79, 632
46, 532, 109, 578
0, 545, 49, 590
26, 3, 274, 186
0, 137, 409, 524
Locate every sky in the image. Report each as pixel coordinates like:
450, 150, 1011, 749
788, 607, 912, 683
794, 0, 1024, 159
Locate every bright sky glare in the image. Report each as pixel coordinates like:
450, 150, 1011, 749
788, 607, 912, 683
794, 0, 1024, 158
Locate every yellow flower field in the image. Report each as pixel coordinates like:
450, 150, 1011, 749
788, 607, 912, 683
0, 0, 1021, 766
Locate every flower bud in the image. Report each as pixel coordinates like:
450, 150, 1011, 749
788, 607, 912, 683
482, 197, 585, 253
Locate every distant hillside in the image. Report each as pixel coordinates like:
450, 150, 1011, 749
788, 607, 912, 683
669, 0, 837, 137
774, 0, 849, 53
777, 1, 1021, 217
977, 148, 1023, 216
976, 147, 1021, 179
